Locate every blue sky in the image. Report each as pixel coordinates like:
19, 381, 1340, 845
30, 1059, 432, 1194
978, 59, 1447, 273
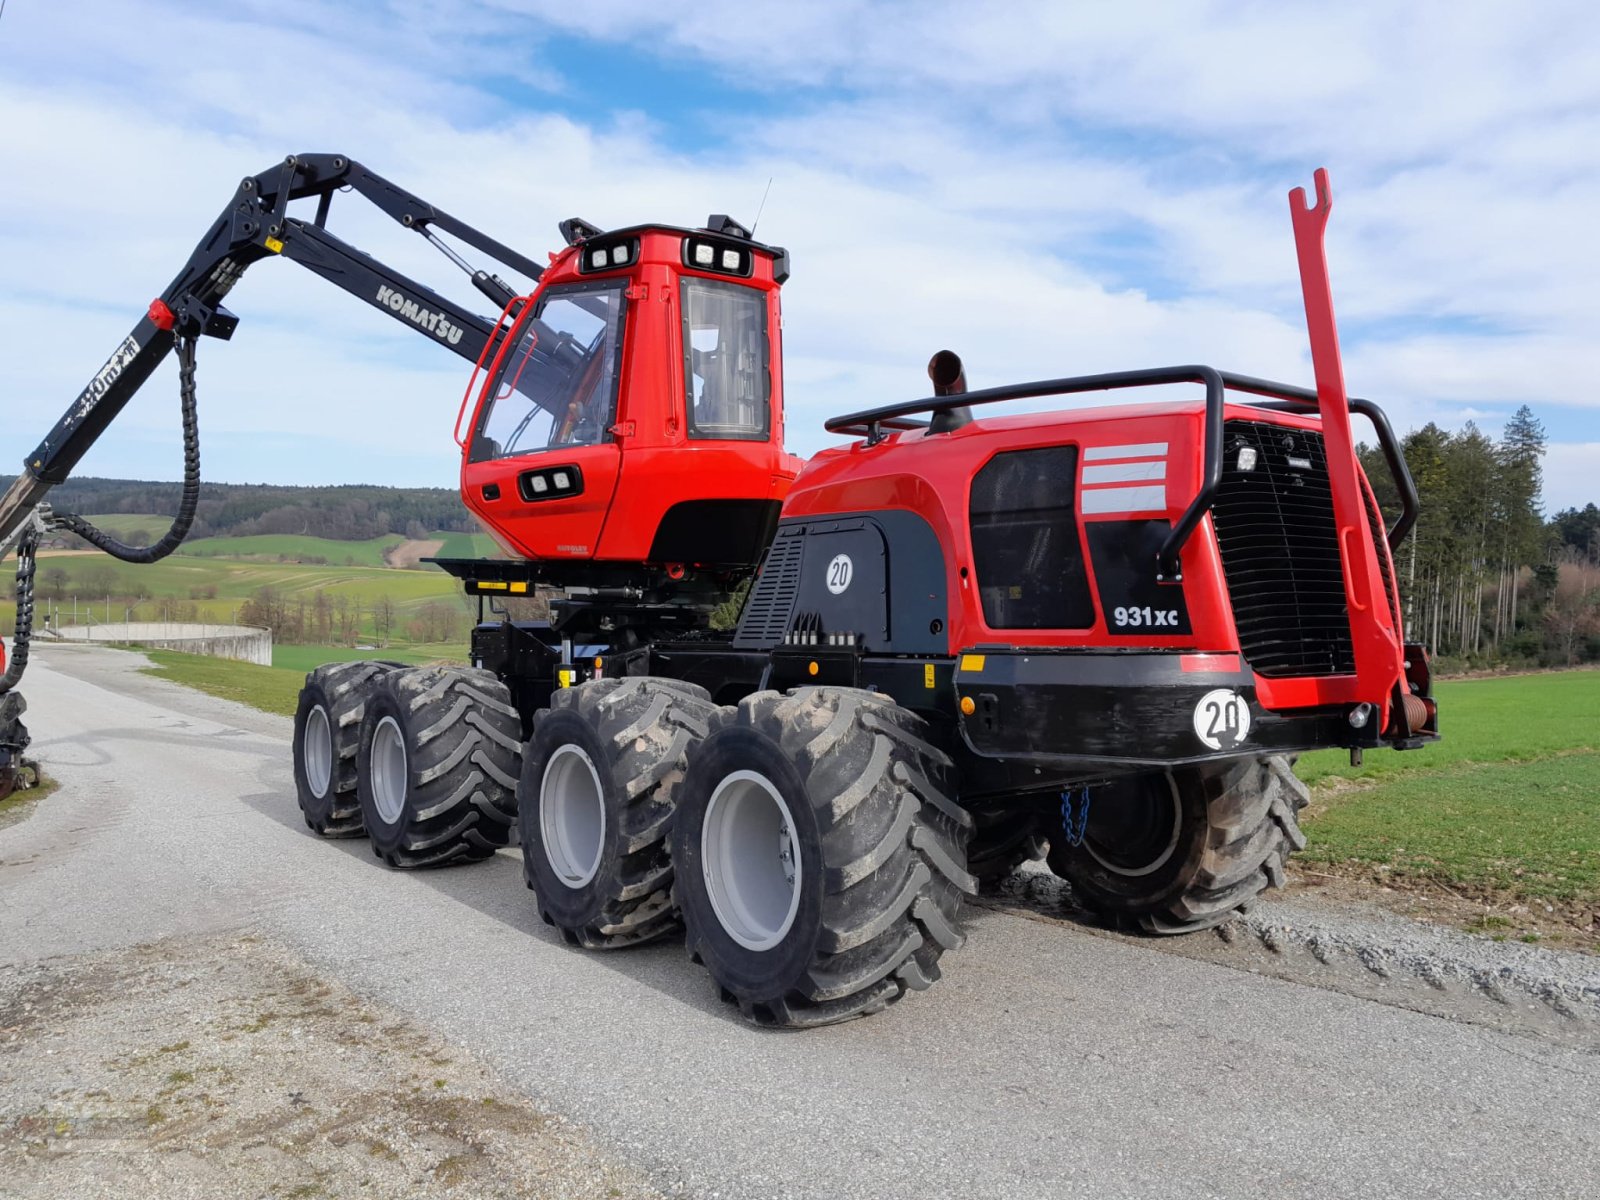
0, 0, 1596, 511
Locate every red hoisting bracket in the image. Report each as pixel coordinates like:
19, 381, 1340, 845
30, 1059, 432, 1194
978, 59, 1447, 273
1288, 169, 1404, 718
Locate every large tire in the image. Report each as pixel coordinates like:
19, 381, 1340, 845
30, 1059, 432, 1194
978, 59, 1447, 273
292, 660, 402, 837
673, 687, 975, 1028
966, 803, 1048, 886
1046, 755, 1309, 934
519, 677, 718, 948
357, 665, 521, 868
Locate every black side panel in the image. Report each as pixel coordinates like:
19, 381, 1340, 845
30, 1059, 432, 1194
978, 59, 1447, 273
969, 445, 1096, 629
732, 510, 949, 655
1085, 520, 1192, 636
782, 519, 889, 642
647, 498, 783, 567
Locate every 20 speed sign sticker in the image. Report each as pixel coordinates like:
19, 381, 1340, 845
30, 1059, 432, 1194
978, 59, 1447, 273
1192, 688, 1251, 750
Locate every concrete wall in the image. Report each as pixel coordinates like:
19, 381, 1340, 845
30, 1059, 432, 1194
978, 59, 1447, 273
50, 622, 273, 667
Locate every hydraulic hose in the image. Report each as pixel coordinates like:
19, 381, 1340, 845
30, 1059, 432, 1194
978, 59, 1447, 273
0, 528, 36, 695
2, 335, 202, 695
50, 334, 202, 562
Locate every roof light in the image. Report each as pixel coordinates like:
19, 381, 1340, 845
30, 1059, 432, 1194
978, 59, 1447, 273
589, 247, 609, 269
551, 471, 570, 489
529, 475, 549, 493
720, 249, 740, 271
611, 243, 630, 264
693, 243, 715, 266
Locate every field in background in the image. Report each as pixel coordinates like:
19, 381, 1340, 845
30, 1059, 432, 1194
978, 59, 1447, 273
178, 532, 405, 567
2, 543, 476, 631
1297, 670, 1598, 940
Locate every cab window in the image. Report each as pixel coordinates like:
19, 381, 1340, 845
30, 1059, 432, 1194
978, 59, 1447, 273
682, 278, 769, 440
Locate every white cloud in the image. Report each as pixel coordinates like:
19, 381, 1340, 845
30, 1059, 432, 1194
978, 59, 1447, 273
0, 0, 1594, 513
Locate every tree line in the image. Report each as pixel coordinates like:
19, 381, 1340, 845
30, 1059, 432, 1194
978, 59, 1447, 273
1361, 406, 1598, 669
1, 476, 476, 541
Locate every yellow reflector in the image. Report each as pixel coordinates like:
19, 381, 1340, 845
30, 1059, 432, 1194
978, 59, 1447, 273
509, 581, 528, 594
923, 663, 935, 689
558, 668, 574, 687
264, 236, 285, 253
807, 661, 819, 676
960, 654, 986, 672
960, 695, 976, 716
477, 580, 508, 591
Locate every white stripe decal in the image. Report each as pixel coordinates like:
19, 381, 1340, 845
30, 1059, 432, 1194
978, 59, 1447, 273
1083, 461, 1166, 484
1083, 442, 1168, 461
1080, 484, 1167, 514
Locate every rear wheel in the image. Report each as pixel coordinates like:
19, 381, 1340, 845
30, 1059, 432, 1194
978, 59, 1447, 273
1046, 755, 1308, 933
357, 665, 521, 867
292, 660, 404, 837
673, 687, 975, 1028
519, 677, 718, 948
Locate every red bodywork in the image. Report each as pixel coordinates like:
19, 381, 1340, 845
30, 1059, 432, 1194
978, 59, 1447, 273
456, 230, 802, 564
784, 397, 1409, 721
782, 170, 1412, 727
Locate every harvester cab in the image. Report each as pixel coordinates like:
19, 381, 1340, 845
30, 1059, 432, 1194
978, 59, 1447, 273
454, 217, 802, 571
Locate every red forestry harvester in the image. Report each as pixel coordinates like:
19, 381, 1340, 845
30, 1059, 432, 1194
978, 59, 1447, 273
0, 157, 1436, 1026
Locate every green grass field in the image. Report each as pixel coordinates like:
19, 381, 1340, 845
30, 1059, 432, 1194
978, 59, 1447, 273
74, 513, 173, 537
177, 532, 406, 567
2, 550, 468, 628
434, 530, 501, 559
1298, 671, 1599, 911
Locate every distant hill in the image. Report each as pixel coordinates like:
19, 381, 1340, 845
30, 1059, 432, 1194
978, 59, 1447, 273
1, 475, 475, 542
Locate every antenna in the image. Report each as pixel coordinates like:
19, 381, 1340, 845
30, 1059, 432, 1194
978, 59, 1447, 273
750, 177, 774, 238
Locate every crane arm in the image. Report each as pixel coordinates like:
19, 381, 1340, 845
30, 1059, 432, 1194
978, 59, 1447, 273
0, 152, 540, 546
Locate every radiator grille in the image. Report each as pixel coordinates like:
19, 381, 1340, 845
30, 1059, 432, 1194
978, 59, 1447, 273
1212, 421, 1354, 676
732, 530, 805, 649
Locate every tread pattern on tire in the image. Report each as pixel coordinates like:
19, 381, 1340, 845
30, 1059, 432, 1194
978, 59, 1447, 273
295, 659, 402, 837
1142, 755, 1309, 934
1053, 755, 1310, 935
365, 665, 522, 868
529, 676, 718, 948
689, 686, 975, 1028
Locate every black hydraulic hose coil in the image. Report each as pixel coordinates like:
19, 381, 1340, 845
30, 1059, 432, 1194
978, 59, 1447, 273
50, 334, 202, 563
3, 335, 203, 695
0, 530, 36, 694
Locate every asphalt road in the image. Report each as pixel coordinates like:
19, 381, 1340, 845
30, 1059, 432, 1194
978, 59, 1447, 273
4, 645, 1597, 1199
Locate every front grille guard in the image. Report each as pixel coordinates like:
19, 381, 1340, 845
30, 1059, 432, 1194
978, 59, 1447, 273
824, 366, 1420, 583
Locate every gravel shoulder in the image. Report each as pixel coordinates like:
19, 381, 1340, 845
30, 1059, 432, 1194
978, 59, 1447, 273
0, 931, 663, 1200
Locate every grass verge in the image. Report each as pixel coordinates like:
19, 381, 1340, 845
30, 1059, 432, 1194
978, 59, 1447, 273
0, 771, 59, 831
139, 644, 469, 717
1296, 670, 1599, 946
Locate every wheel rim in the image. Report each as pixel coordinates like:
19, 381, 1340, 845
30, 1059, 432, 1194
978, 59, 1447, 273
370, 715, 408, 826
303, 704, 333, 799
701, 769, 802, 952
1083, 773, 1182, 878
539, 745, 607, 888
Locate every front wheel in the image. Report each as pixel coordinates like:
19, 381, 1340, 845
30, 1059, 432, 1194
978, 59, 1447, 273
673, 687, 975, 1028
1045, 755, 1308, 934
